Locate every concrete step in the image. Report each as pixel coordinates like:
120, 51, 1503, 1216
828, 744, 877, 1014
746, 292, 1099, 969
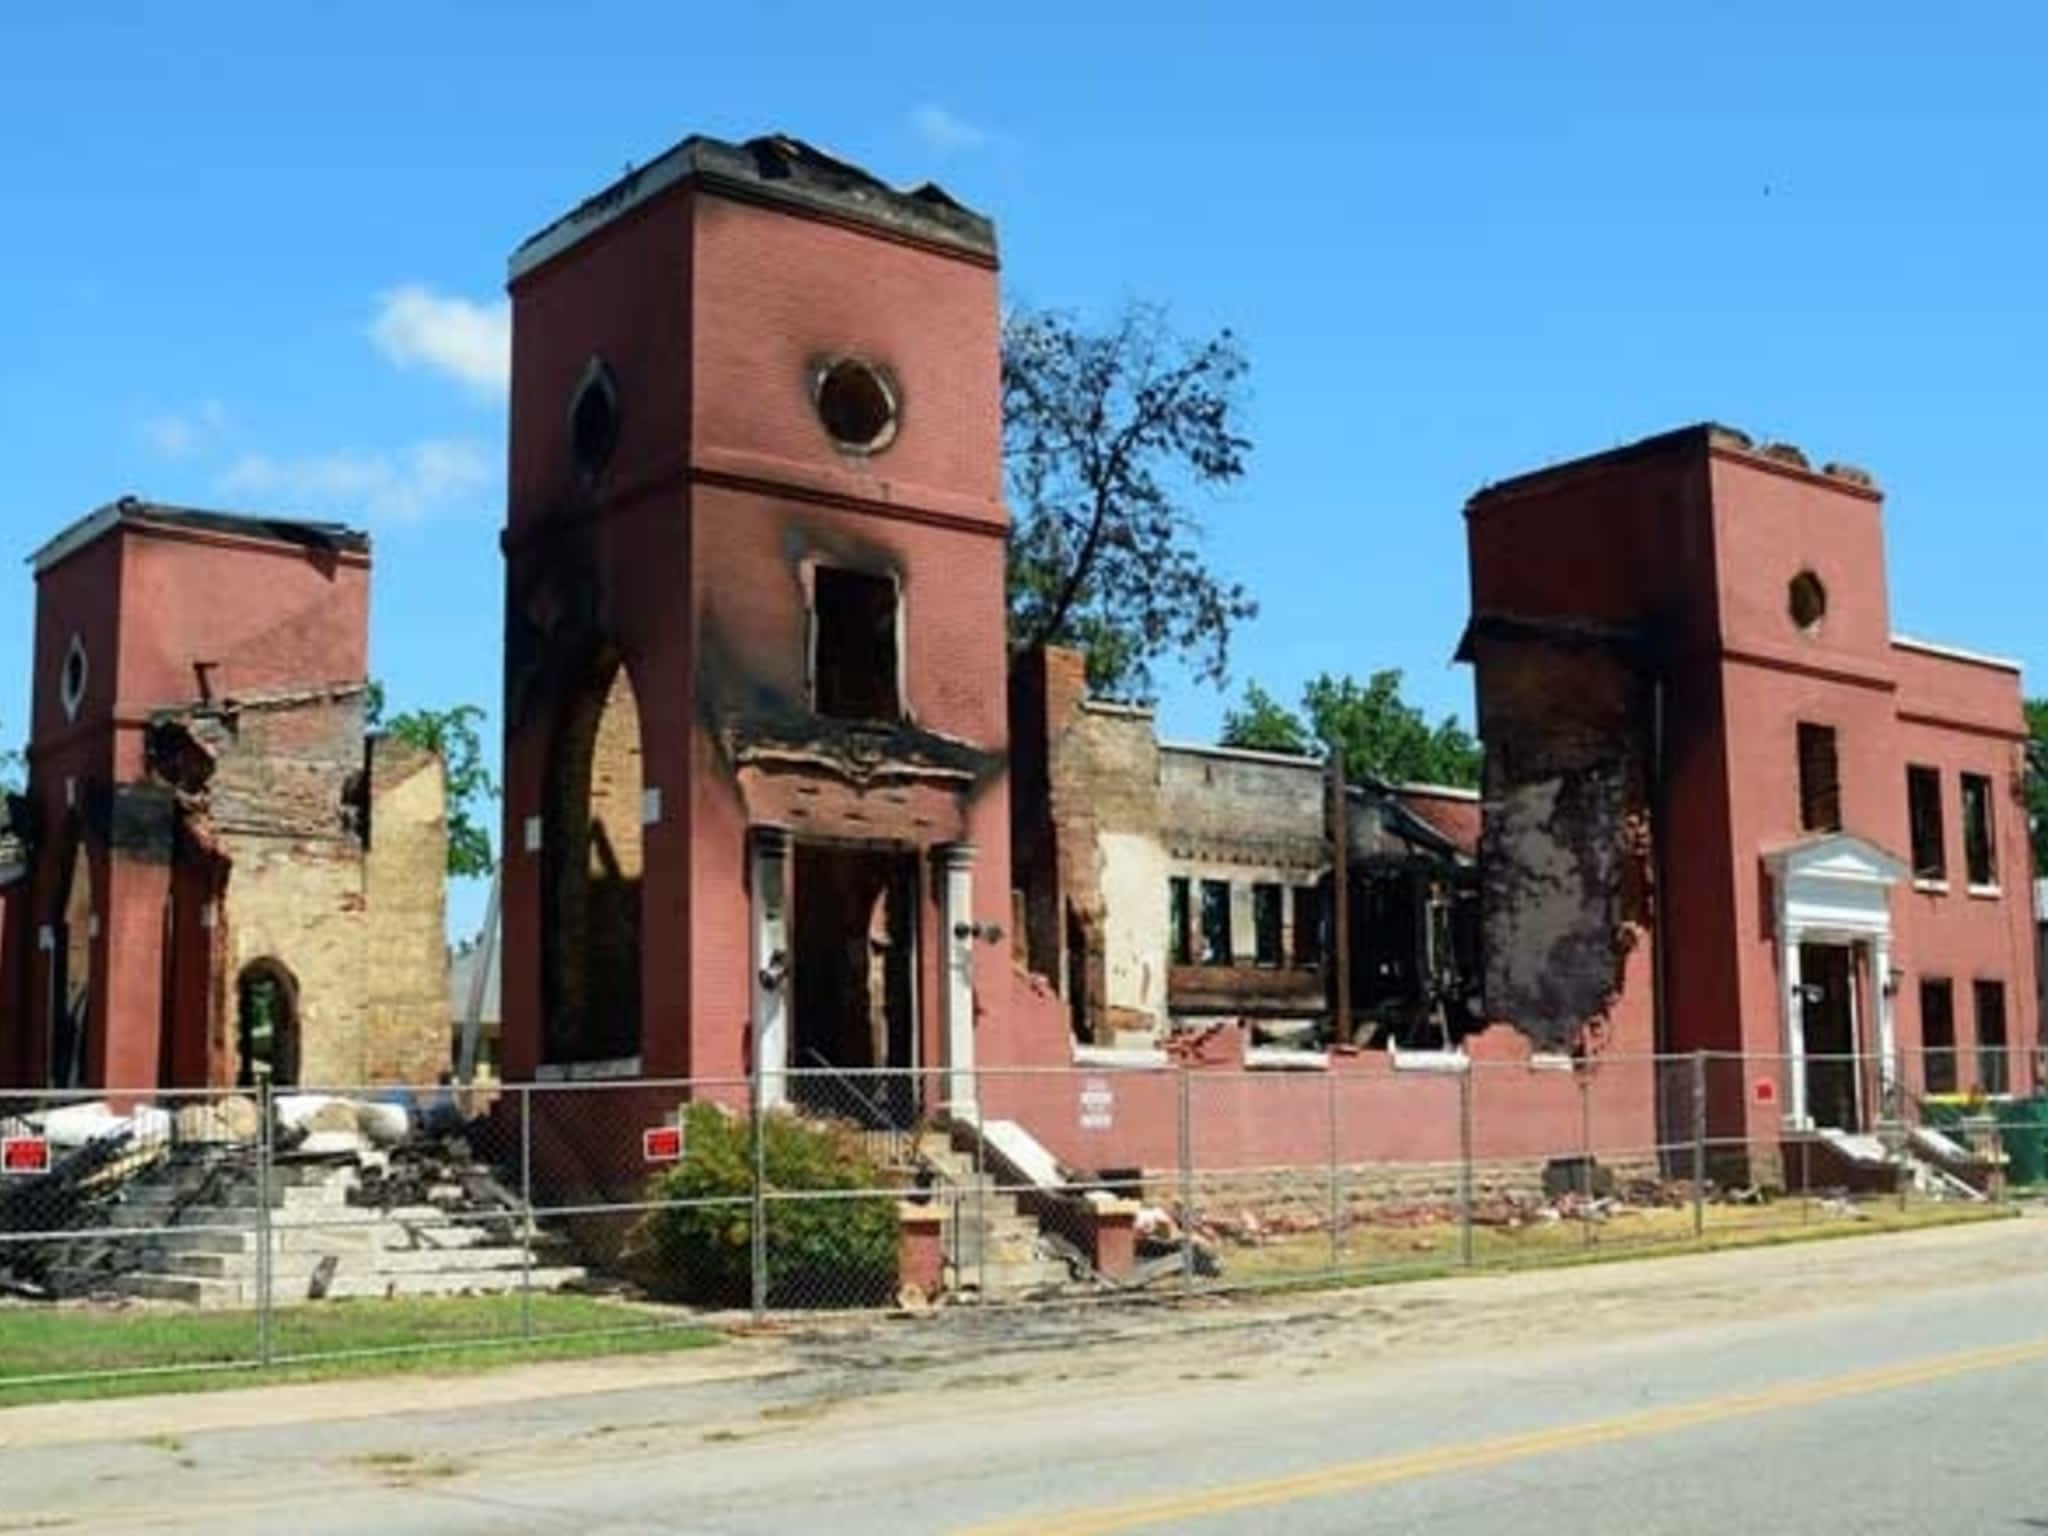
167, 1244, 541, 1280
113, 1272, 248, 1307
113, 1264, 587, 1309
150, 1220, 524, 1256
306, 1266, 586, 1302
960, 1261, 1071, 1292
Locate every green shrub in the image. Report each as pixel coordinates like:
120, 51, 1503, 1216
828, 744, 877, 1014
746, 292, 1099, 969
638, 1105, 900, 1308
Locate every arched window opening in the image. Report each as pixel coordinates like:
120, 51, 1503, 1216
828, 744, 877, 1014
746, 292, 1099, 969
235, 960, 301, 1088
542, 652, 644, 1063
50, 839, 93, 1089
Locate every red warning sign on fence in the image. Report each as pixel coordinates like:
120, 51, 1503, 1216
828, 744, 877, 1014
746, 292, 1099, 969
1, 1136, 50, 1176
643, 1125, 684, 1163
1752, 1078, 1778, 1106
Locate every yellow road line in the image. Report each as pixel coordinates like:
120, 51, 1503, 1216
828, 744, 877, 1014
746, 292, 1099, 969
952, 1334, 2048, 1536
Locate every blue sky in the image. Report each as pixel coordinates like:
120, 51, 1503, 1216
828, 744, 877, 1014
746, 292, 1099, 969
4, 3, 2044, 938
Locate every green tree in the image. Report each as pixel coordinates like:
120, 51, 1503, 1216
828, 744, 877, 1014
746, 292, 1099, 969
1219, 681, 1312, 756
1004, 301, 1257, 700
2026, 697, 2047, 878
365, 683, 497, 879
1221, 670, 1482, 789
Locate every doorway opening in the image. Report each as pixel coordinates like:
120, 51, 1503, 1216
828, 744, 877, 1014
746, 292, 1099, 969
236, 959, 301, 1088
1800, 942, 1861, 1131
791, 843, 918, 1127
542, 650, 644, 1064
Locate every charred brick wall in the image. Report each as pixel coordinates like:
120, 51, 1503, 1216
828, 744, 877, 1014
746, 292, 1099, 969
1472, 634, 1654, 1053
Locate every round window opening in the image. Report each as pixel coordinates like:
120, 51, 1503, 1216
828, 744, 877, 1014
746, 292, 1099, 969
815, 359, 898, 453
568, 360, 619, 480
1788, 570, 1828, 633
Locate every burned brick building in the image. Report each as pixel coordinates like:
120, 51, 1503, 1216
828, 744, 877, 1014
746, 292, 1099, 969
0, 500, 450, 1090
1010, 646, 1480, 1050
1463, 424, 2040, 1158
497, 135, 1024, 1113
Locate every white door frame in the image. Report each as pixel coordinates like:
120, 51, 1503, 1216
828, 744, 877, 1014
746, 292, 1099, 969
1768, 834, 1905, 1130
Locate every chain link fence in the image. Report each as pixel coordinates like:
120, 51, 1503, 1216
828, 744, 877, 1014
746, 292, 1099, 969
0, 1046, 2032, 1394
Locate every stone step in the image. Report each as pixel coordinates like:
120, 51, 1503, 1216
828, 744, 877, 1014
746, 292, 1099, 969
121, 1182, 354, 1215
166, 1244, 542, 1280
959, 1261, 1072, 1292
114, 1265, 587, 1310
150, 1221, 530, 1257
113, 1271, 247, 1307
153, 1226, 379, 1257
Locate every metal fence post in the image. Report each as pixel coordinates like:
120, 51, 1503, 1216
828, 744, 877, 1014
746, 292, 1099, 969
519, 1086, 534, 1341
1178, 1065, 1195, 1290
255, 1075, 274, 1367
1578, 1068, 1595, 1250
750, 1066, 769, 1320
974, 1065, 987, 1300
1457, 1065, 1474, 1268
1326, 1067, 1341, 1276
1691, 1050, 1707, 1241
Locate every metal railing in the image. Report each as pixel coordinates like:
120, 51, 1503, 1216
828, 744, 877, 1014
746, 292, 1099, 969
0, 1045, 2032, 1395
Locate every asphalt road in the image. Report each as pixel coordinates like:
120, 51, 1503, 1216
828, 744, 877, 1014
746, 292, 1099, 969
10, 1216, 2048, 1533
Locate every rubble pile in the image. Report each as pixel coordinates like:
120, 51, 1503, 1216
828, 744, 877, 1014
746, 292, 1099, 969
0, 1093, 575, 1306
1117, 1169, 1752, 1268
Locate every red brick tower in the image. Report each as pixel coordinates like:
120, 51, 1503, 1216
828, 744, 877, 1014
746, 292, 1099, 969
2, 502, 371, 1089
500, 135, 1020, 1110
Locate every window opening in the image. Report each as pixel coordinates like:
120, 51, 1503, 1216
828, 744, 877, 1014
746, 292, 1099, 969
1797, 723, 1841, 833
1975, 980, 2009, 1096
1921, 978, 1957, 1096
1907, 765, 1945, 881
1961, 772, 1997, 887
1198, 880, 1232, 966
1251, 883, 1283, 967
815, 358, 898, 452
59, 635, 88, 722
1291, 884, 1324, 966
1788, 570, 1828, 633
569, 359, 619, 480
1167, 877, 1191, 965
812, 567, 900, 722
235, 960, 300, 1088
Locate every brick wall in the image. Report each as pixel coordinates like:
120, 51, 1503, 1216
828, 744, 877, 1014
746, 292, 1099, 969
362, 737, 450, 1084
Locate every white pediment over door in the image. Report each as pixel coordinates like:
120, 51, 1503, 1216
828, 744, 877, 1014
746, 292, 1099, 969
1765, 833, 1907, 940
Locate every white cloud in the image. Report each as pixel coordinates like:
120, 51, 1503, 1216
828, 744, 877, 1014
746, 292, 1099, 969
911, 104, 989, 156
219, 438, 493, 524
141, 398, 229, 458
368, 285, 510, 401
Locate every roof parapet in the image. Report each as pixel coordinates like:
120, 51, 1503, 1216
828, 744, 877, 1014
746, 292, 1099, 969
510, 132, 997, 281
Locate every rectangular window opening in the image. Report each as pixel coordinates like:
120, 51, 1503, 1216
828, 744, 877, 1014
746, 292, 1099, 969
1921, 977, 1957, 1096
1961, 772, 1997, 888
1907, 765, 1945, 882
1167, 878, 1191, 966
1291, 885, 1324, 966
1974, 979, 2009, 1096
1797, 723, 1841, 833
1252, 883, 1283, 968
812, 567, 900, 722
1198, 880, 1232, 967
